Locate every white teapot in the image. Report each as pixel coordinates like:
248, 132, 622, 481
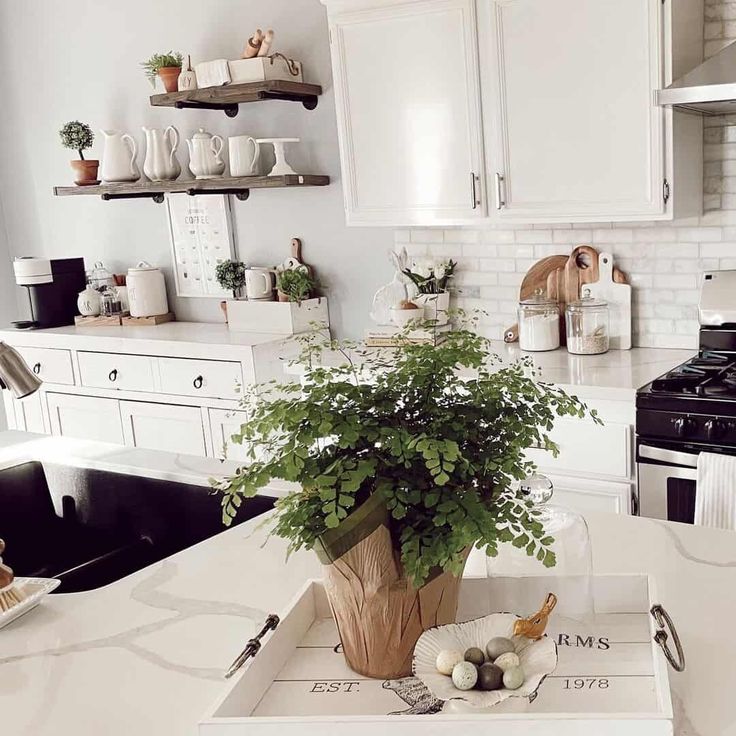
142, 125, 181, 181
186, 128, 226, 179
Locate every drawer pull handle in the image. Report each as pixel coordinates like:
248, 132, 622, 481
193, 375, 204, 389
109, 369, 118, 382
32, 363, 41, 375
651, 604, 685, 672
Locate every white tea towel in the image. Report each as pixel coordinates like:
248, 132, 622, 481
695, 451, 736, 529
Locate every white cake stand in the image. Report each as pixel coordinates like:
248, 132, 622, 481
256, 137, 300, 176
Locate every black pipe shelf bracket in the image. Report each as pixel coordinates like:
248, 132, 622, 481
174, 100, 240, 118
186, 187, 250, 201
101, 191, 166, 203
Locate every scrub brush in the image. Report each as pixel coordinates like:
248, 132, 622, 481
0, 539, 27, 613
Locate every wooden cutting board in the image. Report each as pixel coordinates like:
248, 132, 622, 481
505, 246, 628, 343
583, 251, 632, 350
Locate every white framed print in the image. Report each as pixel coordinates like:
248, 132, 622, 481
166, 194, 236, 298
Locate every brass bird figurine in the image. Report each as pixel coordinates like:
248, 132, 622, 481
513, 593, 558, 640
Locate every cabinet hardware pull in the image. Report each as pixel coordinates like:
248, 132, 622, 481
651, 604, 685, 672
32, 363, 41, 375
470, 172, 479, 210
193, 375, 204, 389
109, 369, 118, 382
495, 172, 505, 209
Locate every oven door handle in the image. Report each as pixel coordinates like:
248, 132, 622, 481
638, 444, 699, 469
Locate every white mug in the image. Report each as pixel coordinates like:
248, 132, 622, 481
229, 135, 260, 177
244, 268, 275, 300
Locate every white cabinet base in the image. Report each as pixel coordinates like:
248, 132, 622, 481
121, 401, 208, 457
47, 393, 124, 444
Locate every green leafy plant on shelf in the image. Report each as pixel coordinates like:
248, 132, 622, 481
59, 121, 94, 160
141, 51, 183, 86
277, 268, 315, 303
215, 260, 247, 299
214, 314, 598, 587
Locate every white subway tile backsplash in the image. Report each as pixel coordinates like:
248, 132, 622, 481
394, 1, 736, 348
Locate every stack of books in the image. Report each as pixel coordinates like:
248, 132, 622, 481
364, 323, 452, 347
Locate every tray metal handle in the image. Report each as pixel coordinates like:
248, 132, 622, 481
651, 604, 685, 672
225, 614, 280, 679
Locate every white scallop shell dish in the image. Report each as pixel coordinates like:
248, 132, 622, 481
413, 613, 558, 708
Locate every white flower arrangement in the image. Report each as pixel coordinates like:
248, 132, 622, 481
403, 258, 457, 294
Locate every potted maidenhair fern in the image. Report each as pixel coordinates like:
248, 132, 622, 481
213, 320, 594, 679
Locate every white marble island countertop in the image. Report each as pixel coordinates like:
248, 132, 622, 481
1, 431, 733, 735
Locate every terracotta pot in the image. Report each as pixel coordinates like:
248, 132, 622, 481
70, 159, 100, 186
316, 494, 468, 679
158, 66, 182, 93
277, 290, 290, 303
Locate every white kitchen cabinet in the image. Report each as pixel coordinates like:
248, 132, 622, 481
209, 408, 250, 462
120, 401, 208, 457
480, 0, 682, 222
323, 0, 702, 225
47, 393, 124, 444
4, 392, 46, 434
548, 474, 632, 516
328, 0, 486, 225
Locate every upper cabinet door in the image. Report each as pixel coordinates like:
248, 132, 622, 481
330, 0, 485, 225
480, 0, 666, 222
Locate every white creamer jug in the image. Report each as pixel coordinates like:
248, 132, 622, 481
142, 126, 181, 181
100, 130, 140, 183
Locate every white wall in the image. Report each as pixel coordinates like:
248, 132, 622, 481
0, 201, 17, 430
0, 0, 392, 338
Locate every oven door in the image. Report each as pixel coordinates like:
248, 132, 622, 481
637, 443, 698, 523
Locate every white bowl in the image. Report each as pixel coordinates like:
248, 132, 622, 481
390, 307, 422, 328
413, 613, 558, 708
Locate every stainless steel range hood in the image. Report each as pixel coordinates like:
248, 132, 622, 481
657, 41, 736, 115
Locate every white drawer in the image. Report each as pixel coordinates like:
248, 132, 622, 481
15, 346, 74, 385
78, 352, 156, 393
159, 358, 243, 400
525, 418, 631, 480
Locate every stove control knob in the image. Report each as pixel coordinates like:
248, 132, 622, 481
674, 417, 695, 438
705, 419, 726, 441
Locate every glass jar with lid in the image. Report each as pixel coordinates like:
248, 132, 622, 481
518, 293, 560, 352
565, 297, 610, 355
87, 261, 114, 292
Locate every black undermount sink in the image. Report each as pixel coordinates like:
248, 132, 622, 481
0, 462, 274, 593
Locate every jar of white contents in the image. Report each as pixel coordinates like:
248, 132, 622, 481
518, 294, 560, 352
565, 298, 610, 355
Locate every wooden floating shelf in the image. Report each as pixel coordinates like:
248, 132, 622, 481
150, 80, 323, 117
53, 174, 330, 203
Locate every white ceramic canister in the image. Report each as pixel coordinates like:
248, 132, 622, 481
77, 286, 101, 317
127, 262, 169, 317
228, 135, 260, 176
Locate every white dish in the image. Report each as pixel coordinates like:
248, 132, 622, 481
412, 612, 558, 708
0, 578, 60, 630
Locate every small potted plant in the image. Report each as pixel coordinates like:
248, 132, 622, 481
59, 121, 98, 186
403, 258, 457, 325
141, 51, 184, 93
214, 318, 595, 679
216, 260, 247, 299
276, 268, 315, 303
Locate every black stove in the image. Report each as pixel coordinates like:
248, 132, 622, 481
636, 319, 736, 523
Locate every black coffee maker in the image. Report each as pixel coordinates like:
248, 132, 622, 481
12, 257, 86, 329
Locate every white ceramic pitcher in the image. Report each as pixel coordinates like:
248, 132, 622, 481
142, 126, 181, 181
228, 135, 260, 176
100, 130, 140, 183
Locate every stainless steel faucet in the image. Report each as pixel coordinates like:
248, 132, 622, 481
0, 342, 42, 399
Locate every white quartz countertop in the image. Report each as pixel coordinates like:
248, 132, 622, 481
287, 342, 694, 402
0, 431, 733, 736
0, 322, 290, 361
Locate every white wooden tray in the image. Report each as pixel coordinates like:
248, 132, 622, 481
200, 575, 675, 735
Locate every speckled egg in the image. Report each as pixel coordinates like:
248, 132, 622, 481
464, 647, 485, 666
476, 662, 504, 691
502, 665, 525, 690
451, 661, 478, 691
494, 651, 520, 671
485, 636, 515, 661
436, 649, 464, 676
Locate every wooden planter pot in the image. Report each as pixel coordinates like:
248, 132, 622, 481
315, 493, 466, 679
